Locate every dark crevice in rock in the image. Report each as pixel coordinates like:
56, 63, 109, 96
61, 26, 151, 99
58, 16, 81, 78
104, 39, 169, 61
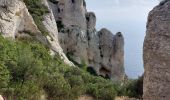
71, 0, 75, 3
159, 0, 169, 6
99, 67, 111, 79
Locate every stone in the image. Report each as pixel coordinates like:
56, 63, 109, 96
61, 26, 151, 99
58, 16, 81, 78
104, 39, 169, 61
0, 0, 73, 66
57, 0, 87, 30
0, 0, 125, 81
86, 12, 96, 30
0, 95, 3, 100
0, 0, 40, 38
97, 29, 124, 81
42, 0, 74, 66
143, 1, 170, 100
53, 0, 125, 81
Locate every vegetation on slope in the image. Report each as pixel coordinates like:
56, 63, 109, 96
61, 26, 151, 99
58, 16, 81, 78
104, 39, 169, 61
0, 0, 143, 99
0, 35, 143, 100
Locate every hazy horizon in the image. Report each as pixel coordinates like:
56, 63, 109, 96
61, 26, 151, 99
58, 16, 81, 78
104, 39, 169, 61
86, 0, 159, 78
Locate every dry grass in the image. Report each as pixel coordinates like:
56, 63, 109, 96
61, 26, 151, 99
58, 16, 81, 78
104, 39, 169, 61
115, 96, 139, 100
78, 95, 95, 100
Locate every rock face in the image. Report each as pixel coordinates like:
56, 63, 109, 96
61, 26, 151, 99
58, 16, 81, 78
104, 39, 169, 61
58, 0, 87, 30
0, 95, 3, 100
0, 0, 124, 81
49, 0, 125, 81
42, 0, 74, 65
0, 0, 73, 66
143, 1, 170, 100
0, 0, 39, 38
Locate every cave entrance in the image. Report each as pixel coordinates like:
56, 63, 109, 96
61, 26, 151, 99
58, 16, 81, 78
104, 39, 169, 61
99, 67, 111, 79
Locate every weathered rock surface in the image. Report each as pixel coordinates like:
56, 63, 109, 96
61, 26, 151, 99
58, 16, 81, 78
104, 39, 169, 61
57, 0, 87, 30
42, 0, 74, 65
97, 29, 124, 81
143, 1, 170, 100
0, 95, 3, 100
0, 0, 73, 66
0, 0, 40, 38
0, 0, 125, 81
49, 0, 125, 81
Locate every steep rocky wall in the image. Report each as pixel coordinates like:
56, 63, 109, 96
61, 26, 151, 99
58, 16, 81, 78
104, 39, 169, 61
143, 1, 170, 100
0, 0, 40, 38
0, 0, 73, 66
0, 0, 125, 81
42, 0, 74, 65
48, 0, 125, 81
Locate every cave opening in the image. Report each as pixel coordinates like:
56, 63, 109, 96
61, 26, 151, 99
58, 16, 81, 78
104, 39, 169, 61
71, 0, 75, 3
99, 67, 111, 79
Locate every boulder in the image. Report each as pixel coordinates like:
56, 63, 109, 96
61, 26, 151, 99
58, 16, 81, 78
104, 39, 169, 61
143, 1, 170, 100
0, 95, 3, 100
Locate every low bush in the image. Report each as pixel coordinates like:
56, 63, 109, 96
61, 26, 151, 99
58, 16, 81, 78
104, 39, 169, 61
115, 76, 143, 99
0, 35, 143, 100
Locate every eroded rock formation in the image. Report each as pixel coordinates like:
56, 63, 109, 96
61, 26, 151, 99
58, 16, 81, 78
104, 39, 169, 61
0, 0, 73, 66
0, 0, 125, 81
143, 0, 170, 100
49, 0, 125, 81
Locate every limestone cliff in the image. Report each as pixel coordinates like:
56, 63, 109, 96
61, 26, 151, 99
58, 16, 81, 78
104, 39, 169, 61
49, 0, 124, 81
0, 0, 73, 66
0, 0, 124, 81
143, 0, 170, 100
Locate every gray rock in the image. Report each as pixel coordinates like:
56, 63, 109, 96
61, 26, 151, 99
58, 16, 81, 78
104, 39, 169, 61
86, 12, 96, 30
0, 0, 40, 38
0, 0, 73, 66
54, 0, 125, 81
42, 0, 74, 66
0, 0, 125, 81
143, 1, 170, 100
57, 0, 87, 30
97, 29, 124, 81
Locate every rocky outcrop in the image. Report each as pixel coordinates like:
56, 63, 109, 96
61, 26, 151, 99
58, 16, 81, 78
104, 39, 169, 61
0, 95, 3, 100
57, 0, 87, 30
0, 0, 124, 81
97, 30, 124, 81
49, 0, 125, 81
143, 1, 170, 100
0, 0, 40, 38
42, 0, 74, 65
0, 0, 73, 66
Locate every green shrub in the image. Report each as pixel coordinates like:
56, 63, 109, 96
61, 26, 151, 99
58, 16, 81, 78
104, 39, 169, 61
11, 81, 43, 100
0, 35, 142, 100
0, 63, 10, 94
115, 76, 143, 99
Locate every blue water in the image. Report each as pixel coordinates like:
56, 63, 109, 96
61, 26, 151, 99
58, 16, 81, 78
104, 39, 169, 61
86, 0, 159, 78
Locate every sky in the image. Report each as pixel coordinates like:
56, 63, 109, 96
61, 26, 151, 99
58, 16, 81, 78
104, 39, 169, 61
86, 0, 159, 78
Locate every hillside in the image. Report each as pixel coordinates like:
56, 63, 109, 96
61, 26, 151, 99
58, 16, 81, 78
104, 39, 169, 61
0, 0, 144, 100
